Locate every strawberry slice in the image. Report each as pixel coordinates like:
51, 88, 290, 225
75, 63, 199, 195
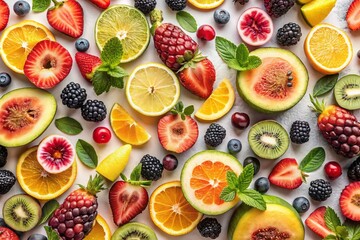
0, 1, 9, 31
340, 182, 360, 221
47, 0, 84, 38
346, 0, 360, 31
24, 40, 72, 89
305, 206, 336, 238
268, 158, 303, 189
87, 0, 110, 9
75, 52, 102, 81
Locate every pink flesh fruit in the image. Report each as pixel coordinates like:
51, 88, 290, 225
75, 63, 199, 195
37, 135, 75, 174
237, 7, 273, 46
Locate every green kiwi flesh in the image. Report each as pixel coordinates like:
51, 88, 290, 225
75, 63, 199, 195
248, 120, 289, 160
2, 194, 41, 232
111, 222, 158, 240
334, 74, 360, 110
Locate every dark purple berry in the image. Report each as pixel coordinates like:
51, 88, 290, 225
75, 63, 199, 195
162, 154, 178, 171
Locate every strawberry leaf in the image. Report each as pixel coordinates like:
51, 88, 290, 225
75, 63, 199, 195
238, 164, 254, 191
323, 235, 338, 240
238, 189, 266, 211
324, 207, 341, 232
336, 226, 349, 240
101, 37, 123, 65
299, 147, 325, 173
176, 11, 197, 33
183, 105, 194, 115
220, 187, 236, 202
32, 0, 50, 12
345, 219, 360, 240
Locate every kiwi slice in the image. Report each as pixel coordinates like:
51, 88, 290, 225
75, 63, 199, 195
2, 194, 41, 232
248, 120, 289, 160
334, 74, 360, 110
112, 222, 158, 240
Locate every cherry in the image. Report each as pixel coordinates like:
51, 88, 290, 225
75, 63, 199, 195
196, 25, 216, 41
324, 161, 342, 180
162, 154, 178, 171
231, 112, 250, 130
93, 127, 111, 144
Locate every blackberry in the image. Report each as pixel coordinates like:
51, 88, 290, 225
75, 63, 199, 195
197, 217, 221, 239
277, 22, 302, 46
348, 157, 360, 181
140, 154, 163, 181
0, 170, 16, 194
308, 179, 332, 201
165, 0, 187, 11
233, 0, 249, 5
264, 0, 295, 18
134, 0, 156, 14
0, 145, 8, 168
290, 120, 310, 144
204, 123, 226, 147
60, 82, 87, 109
81, 100, 107, 122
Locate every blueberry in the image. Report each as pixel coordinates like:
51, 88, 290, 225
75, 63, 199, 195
214, 9, 230, 24
13, 0, 30, 16
162, 154, 178, 171
292, 197, 310, 214
27, 234, 48, 240
0, 218, 5, 227
254, 177, 270, 193
75, 38, 90, 52
227, 139, 242, 154
243, 157, 260, 175
0, 72, 11, 88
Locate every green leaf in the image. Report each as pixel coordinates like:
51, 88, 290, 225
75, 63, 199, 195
92, 71, 112, 95
44, 226, 61, 240
76, 139, 98, 169
109, 76, 124, 89
323, 235, 338, 240
236, 43, 249, 67
238, 189, 266, 211
38, 200, 59, 225
237, 164, 254, 191
101, 37, 123, 65
247, 56, 262, 70
215, 36, 237, 64
220, 187, 236, 202
336, 226, 348, 239
226, 171, 239, 189
313, 74, 339, 97
55, 117, 83, 135
324, 207, 341, 232
176, 11, 197, 33
130, 164, 142, 181
345, 219, 360, 240
299, 147, 326, 172
32, 0, 50, 12
227, 59, 247, 71
108, 66, 128, 78
183, 105, 194, 116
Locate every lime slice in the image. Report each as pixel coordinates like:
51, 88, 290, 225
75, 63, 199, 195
95, 5, 150, 63
126, 63, 180, 116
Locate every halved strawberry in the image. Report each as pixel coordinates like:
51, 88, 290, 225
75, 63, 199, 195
75, 52, 102, 81
305, 206, 335, 238
346, 0, 360, 31
268, 158, 303, 189
340, 182, 360, 221
47, 0, 84, 38
87, 0, 110, 9
0, 1, 9, 31
24, 40, 72, 89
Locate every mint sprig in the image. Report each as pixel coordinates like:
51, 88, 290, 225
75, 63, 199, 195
220, 164, 266, 211
170, 101, 194, 120
215, 36, 262, 71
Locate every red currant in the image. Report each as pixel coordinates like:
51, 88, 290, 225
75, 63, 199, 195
231, 112, 250, 130
93, 127, 111, 144
324, 161, 342, 180
197, 25, 216, 41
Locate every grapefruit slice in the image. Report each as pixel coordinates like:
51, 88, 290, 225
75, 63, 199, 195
180, 150, 243, 215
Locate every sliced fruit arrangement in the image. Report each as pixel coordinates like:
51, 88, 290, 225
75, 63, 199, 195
305, 206, 335, 238
346, 0, 360, 31
334, 74, 360, 110
112, 222, 158, 240
0, 88, 57, 147
300, 0, 336, 27
83, 214, 111, 240
339, 182, 360, 221
0, 0, 9, 31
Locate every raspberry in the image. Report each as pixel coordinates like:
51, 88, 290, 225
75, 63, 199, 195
134, 0, 156, 14
308, 179, 332, 201
264, 0, 295, 18
81, 100, 107, 122
165, 0, 187, 11
290, 120, 310, 144
348, 157, 360, 181
60, 82, 87, 109
197, 217, 222, 239
204, 123, 226, 147
140, 154, 163, 181
276, 22, 302, 46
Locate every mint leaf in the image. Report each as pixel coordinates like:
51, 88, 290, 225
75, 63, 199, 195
227, 59, 247, 71
238, 189, 266, 211
323, 235, 337, 240
247, 56, 262, 70
238, 164, 254, 191
324, 207, 341, 232
44, 226, 61, 240
220, 187, 236, 202
38, 200, 59, 225
108, 66, 128, 78
176, 11, 197, 33
236, 43, 249, 67
55, 117, 83, 135
101, 37, 123, 65
226, 171, 239, 189
299, 147, 326, 172
215, 36, 237, 63
109, 76, 124, 89
92, 71, 112, 95
130, 164, 142, 181
32, 0, 50, 12
313, 74, 339, 97
76, 139, 98, 169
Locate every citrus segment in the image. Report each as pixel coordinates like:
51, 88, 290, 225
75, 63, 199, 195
300, 0, 336, 27
126, 63, 180, 116
149, 181, 203, 236
84, 215, 111, 240
16, 146, 77, 200
188, 0, 224, 9
0, 20, 55, 73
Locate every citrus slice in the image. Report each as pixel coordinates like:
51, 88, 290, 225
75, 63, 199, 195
300, 0, 336, 27
188, 0, 224, 9
110, 103, 151, 145
84, 215, 111, 240
126, 63, 180, 116
95, 5, 150, 63
0, 20, 55, 74
304, 23, 353, 74
149, 181, 203, 236
195, 78, 235, 121
16, 146, 77, 200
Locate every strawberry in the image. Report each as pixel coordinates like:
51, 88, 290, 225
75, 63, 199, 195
47, 0, 84, 38
268, 158, 303, 189
157, 102, 199, 153
24, 40, 72, 89
0, 227, 19, 240
0, 1, 9, 31
75, 52, 102, 81
346, 0, 360, 31
87, 0, 110, 9
109, 165, 150, 226
339, 182, 360, 221
305, 206, 335, 238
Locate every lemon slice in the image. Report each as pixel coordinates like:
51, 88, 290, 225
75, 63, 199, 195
95, 5, 150, 63
126, 63, 180, 116
188, 0, 224, 9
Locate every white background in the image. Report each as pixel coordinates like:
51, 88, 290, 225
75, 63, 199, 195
1, 0, 360, 239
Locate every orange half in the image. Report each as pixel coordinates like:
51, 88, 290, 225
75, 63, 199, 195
84, 215, 111, 240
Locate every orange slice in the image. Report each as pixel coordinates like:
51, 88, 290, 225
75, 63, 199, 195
149, 181, 203, 236
110, 103, 151, 145
84, 215, 111, 240
188, 0, 224, 9
195, 78, 235, 121
16, 146, 77, 200
0, 20, 55, 74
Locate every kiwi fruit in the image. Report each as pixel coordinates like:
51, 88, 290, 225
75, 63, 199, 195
112, 222, 158, 240
248, 120, 289, 160
2, 194, 41, 232
334, 74, 360, 110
